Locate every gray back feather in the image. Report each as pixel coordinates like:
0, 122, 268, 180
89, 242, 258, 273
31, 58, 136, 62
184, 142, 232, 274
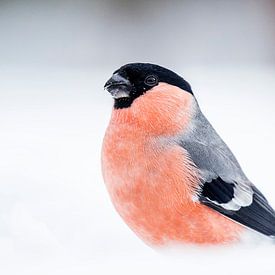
175, 98, 275, 236
179, 100, 248, 184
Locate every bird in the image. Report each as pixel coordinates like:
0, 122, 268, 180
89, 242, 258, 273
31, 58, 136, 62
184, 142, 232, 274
101, 63, 275, 247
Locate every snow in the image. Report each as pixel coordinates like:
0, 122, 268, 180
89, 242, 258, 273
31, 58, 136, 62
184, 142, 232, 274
0, 65, 275, 274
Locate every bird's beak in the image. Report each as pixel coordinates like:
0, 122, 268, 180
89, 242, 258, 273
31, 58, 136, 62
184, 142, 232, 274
104, 73, 132, 99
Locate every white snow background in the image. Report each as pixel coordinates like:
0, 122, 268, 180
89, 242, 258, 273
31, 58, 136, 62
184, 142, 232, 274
1, 1, 275, 274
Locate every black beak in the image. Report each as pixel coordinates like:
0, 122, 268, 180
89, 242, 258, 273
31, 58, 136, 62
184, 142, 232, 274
104, 73, 132, 99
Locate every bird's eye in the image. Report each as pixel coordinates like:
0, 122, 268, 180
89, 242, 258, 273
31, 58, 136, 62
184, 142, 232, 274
144, 75, 158, 86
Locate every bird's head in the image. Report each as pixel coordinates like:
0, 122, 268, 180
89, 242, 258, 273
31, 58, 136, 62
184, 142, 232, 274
104, 63, 195, 135
104, 63, 193, 109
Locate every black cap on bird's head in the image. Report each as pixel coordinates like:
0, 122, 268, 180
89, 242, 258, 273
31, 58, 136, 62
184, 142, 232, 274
104, 63, 193, 109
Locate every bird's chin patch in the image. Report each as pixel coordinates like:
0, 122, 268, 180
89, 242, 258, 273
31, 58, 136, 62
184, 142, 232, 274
111, 89, 130, 99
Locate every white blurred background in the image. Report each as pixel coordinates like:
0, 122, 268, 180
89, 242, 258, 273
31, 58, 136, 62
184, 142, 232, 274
0, 1, 275, 274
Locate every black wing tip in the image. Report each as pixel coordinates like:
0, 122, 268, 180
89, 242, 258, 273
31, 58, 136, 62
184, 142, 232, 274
200, 181, 275, 237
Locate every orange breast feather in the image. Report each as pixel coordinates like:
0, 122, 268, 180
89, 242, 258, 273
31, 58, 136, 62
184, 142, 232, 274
102, 84, 243, 246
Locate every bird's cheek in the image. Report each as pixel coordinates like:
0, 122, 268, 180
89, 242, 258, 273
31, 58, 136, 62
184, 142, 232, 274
132, 87, 193, 136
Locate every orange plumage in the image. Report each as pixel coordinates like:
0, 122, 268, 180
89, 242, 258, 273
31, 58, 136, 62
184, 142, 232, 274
102, 83, 243, 246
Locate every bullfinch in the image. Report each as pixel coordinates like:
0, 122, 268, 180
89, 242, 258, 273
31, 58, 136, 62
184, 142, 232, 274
101, 63, 275, 246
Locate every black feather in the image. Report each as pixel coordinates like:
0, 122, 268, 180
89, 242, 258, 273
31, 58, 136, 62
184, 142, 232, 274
201, 177, 235, 204
200, 181, 275, 236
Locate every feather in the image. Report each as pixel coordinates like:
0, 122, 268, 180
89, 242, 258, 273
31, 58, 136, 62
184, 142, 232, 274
178, 102, 275, 237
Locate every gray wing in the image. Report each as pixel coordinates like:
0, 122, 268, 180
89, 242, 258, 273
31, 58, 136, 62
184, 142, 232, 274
178, 104, 275, 237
